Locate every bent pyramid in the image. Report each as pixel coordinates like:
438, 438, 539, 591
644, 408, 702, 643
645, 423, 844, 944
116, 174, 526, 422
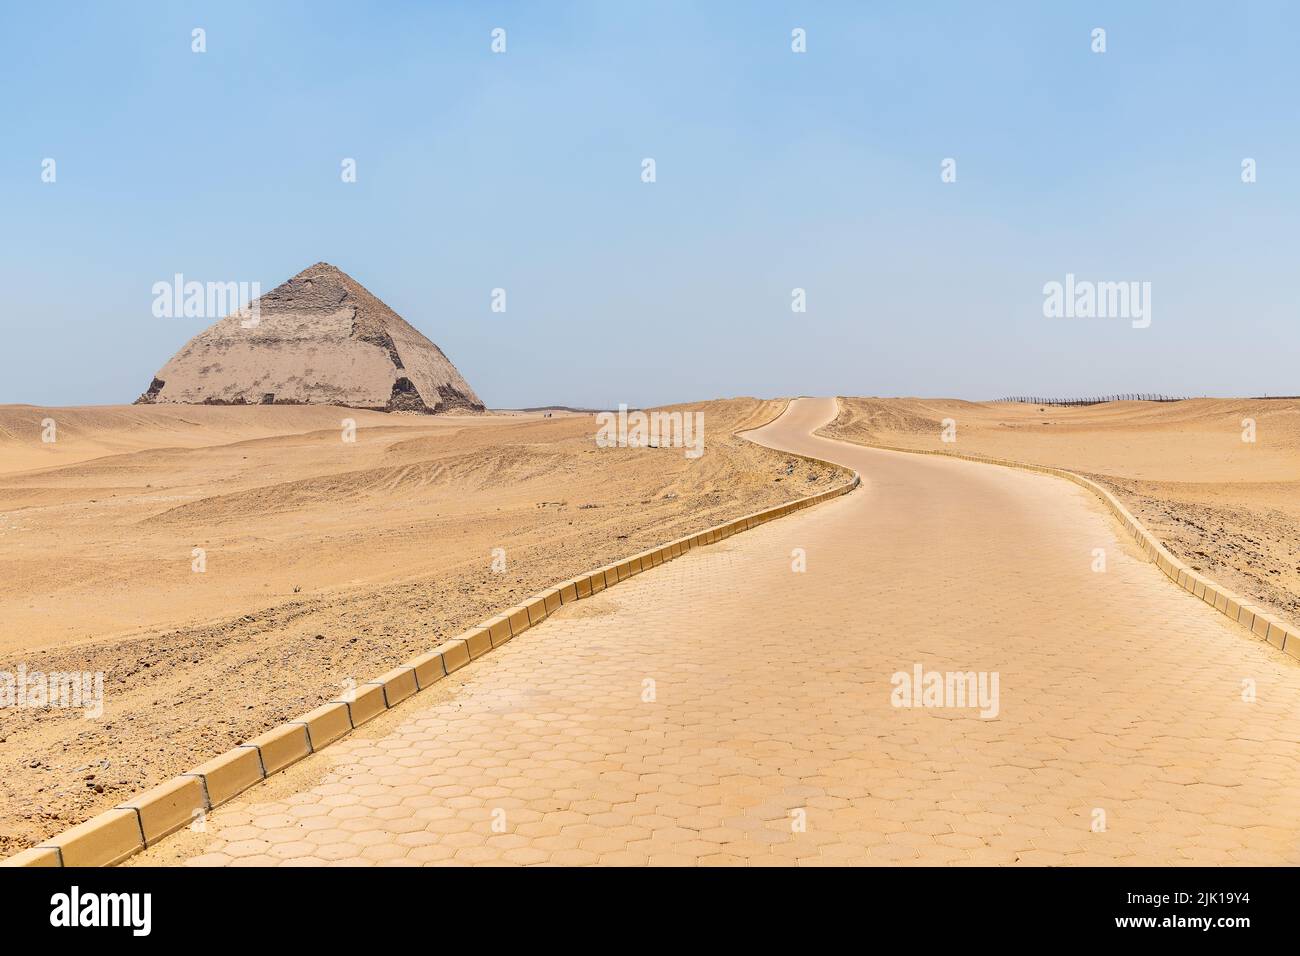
136, 262, 484, 414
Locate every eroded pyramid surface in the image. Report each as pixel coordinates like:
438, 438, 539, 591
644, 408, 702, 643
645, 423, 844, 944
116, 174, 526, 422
136, 263, 484, 414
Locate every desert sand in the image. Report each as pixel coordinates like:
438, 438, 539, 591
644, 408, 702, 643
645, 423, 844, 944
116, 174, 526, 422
821, 397, 1300, 626
0, 398, 843, 855
128, 398, 1300, 868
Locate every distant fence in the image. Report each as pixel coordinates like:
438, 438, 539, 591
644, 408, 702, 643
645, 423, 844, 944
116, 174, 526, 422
991, 394, 1189, 406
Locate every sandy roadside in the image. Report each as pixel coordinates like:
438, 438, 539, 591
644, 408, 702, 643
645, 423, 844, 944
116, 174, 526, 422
0, 397, 845, 855
820, 396, 1300, 628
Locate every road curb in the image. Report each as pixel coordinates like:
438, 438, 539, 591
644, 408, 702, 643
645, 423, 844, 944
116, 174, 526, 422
825, 428, 1299, 660
2, 444, 859, 868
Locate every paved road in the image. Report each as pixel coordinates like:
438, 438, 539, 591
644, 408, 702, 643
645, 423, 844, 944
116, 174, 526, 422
135, 398, 1300, 866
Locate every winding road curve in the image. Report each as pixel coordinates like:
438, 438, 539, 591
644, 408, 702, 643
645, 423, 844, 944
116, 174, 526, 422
135, 398, 1300, 866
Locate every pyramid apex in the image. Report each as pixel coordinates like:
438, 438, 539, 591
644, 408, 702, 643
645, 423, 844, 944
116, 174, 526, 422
290, 261, 351, 280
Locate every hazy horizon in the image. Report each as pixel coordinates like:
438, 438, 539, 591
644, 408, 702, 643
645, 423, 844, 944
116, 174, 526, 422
4, 1, 1298, 409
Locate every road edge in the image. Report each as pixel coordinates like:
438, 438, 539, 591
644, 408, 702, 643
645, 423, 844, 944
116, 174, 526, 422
815, 398, 1299, 663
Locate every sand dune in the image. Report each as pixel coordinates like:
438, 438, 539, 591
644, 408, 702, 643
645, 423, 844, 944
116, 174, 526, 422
0, 398, 845, 855
0, 404, 427, 473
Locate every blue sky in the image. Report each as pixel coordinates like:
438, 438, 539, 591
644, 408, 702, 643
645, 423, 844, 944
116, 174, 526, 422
2, 1, 1298, 408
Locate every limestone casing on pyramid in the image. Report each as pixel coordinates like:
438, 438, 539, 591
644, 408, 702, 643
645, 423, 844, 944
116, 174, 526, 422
135, 263, 484, 414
